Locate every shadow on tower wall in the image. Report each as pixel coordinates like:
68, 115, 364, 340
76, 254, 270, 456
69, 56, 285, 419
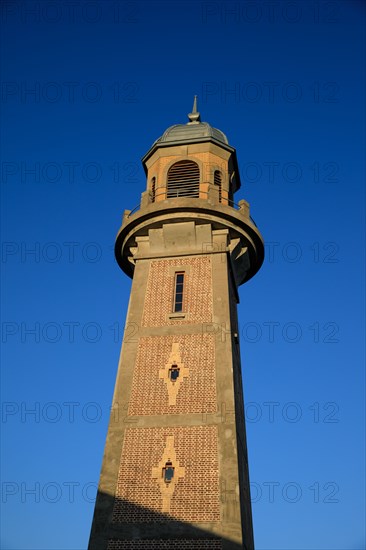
88, 490, 248, 550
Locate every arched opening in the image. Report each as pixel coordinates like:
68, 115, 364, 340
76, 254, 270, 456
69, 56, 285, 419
214, 170, 222, 203
167, 160, 199, 198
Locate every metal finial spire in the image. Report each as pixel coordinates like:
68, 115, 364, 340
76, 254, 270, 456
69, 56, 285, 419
188, 95, 201, 124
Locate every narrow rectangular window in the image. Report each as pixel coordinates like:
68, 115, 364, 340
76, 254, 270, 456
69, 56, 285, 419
173, 272, 185, 312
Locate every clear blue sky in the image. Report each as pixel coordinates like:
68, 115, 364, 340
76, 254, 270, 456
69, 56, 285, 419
1, 1, 365, 549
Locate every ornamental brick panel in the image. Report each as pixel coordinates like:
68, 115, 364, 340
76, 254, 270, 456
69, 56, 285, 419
128, 333, 216, 416
141, 256, 212, 327
112, 426, 220, 523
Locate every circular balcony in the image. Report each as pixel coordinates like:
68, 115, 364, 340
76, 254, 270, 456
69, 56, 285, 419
115, 193, 264, 285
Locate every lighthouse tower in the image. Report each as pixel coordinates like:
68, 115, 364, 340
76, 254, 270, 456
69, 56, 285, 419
88, 98, 264, 550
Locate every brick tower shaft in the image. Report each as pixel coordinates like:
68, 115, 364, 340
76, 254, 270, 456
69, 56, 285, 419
89, 99, 264, 550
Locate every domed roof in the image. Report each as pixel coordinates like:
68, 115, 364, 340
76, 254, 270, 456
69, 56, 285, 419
156, 96, 229, 146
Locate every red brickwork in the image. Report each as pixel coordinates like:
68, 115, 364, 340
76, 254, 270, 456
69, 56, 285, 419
112, 426, 220, 523
107, 540, 222, 549
128, 334, 216, 416
141, 256, 212, 327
